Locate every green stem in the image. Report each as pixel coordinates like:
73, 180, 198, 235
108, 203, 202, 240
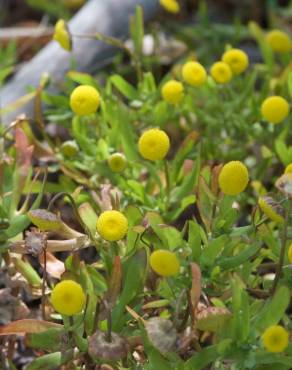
104, 301, 112, 343
164, 160, 170, 208
73, 32, 132, 58
166, 277, 176, 299
140, 229, 151, 248
210, 189, 220, 234
174, 289, 189, 331
271, 201, 291, 294
93, 300, 100, 333
68, 316, 75, 349
73, 31, 144, 82
47, 192, 92, 238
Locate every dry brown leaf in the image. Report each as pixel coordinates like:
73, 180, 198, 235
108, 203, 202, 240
39, 251, 65, 279
0, 319, 62, 336
190, 262, 201, 313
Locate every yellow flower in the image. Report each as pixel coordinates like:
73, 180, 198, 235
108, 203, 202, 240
138, 128, 170, 161
51, 280, 86, 316
182, 61, 207, 87
284, 163, 292, 174
53, 19, 72, 52
262, 325, 289, 353
161, 80, 184, 104
108, 153, 127, 173
159, 0, 180, 13
70, 85, 100, 116
96, 210, 128, 241
218, 161, 249, 195
221, 48, 249, 75
150, 250, 180, 277
266, 30, 292, 54
210, 61, 232, 84
288, 244, 292, 264
258, 196, 284, 224
261, 96, 289, 124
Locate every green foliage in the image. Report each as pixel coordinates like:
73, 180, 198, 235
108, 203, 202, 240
1, 1, 292, 369
25, 0, 70, 19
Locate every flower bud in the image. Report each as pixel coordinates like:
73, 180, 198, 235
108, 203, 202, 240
61, 141, 79, 157
108, 153, 127, 173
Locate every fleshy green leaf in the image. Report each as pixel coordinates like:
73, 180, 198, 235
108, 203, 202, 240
253, 285, 290, 332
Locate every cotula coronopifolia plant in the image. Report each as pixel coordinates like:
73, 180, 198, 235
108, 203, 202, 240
2, 3, 292, 369
3, 157, 291, 369
39, 6, 291, 225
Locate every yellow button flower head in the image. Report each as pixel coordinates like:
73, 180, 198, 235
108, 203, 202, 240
161, 80, 184, 104
284, 163, 292, 174
218, 161, 249, 195
222, 48, 249, 75
53, 19, 72, 52
70, 85, 100, 116
108, 153, 127, 173
150, 250, 180, 277
182, 61, 207, 87
96, 210, 128, 241
51, 280, 86, 316
258, 196, 284, 224
138, 128, 170, 161
210, 61, 232, 84
159, 0, 180, 13
262, 325, 289, 353
266, 30, 292, 54
261, 96, 289, 124
288, 244, 292, 264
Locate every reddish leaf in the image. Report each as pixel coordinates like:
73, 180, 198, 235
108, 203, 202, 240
183, 159, 194, 176
106, 256, 122, 307
15, 127, 34, 176
190, 263, 201, 312
211, 164, 223, 195
0, 319, 62, 336
181, 131, 200, 148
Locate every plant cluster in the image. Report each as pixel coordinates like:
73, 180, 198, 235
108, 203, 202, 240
0, 2, 292, 370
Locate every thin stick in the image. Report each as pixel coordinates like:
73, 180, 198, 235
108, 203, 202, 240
41, 238, 48, 320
